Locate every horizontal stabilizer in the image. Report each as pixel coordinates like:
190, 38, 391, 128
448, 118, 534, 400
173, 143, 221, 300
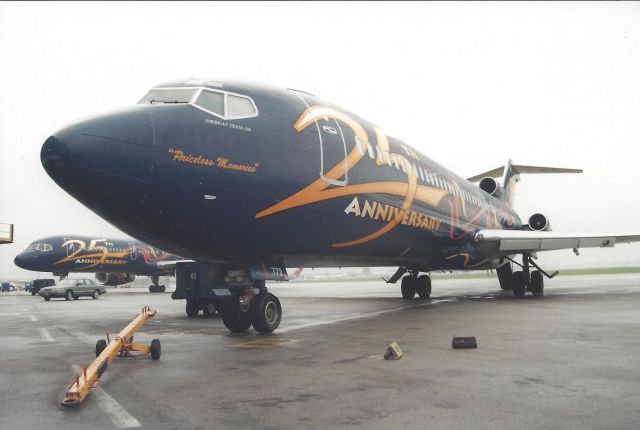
474, 229, 640, 256
467, 164, 582, 183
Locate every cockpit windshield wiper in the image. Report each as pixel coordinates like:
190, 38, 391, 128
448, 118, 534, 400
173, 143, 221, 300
149, 99, 190, 104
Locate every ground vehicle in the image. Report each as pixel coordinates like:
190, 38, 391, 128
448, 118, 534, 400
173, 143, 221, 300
39, 278, 107, 301
1, 282, 16, 292
29, 278, 55, 295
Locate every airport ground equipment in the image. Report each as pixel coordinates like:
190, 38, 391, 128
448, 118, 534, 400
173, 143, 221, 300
0, 223, 13, 245
384, 342, 404, 360
452, 337, 477, 349
60, 307, 160, 408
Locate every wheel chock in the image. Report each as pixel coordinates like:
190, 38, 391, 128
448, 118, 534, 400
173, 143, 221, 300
452, 336, 477, 349
384, 342, 403, 360
61, 307, 159, 408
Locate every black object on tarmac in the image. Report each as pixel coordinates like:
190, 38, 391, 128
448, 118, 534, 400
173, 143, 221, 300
452, 337, 477, 349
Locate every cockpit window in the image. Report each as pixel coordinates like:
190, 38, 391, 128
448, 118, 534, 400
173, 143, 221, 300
26, 243, 52, 251
139, 86, 258, 120
195, 90, 225, 116
227, 95, 257, 118
138, 88, 198, 104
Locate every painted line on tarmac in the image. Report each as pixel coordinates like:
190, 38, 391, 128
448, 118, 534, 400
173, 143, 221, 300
29, 314, 38, 322
39, 327, 54, 342
279, 299, 452, 333
71, 365, 141, 428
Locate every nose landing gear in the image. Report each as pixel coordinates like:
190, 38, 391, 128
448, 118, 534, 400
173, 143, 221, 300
222, 282, 283, 334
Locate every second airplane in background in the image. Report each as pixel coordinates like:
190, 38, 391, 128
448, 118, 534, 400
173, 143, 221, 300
14, 235, 182, 292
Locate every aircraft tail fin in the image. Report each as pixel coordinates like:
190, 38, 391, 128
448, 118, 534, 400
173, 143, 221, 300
467, 160, 582, 208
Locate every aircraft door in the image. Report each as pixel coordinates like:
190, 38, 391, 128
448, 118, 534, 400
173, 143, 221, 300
316, 118, 348, 186
129, 243, 137, 261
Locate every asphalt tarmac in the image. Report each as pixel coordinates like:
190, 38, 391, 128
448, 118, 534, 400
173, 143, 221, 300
1, 274, 640, 430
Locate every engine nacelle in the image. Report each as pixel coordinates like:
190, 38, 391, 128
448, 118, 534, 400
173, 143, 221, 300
479, 177, 503, 197
528, 213, 551, 231
95, 272, 136, 286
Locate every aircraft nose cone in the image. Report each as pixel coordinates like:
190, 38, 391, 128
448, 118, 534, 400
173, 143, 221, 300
13, 253, 27, 270
41, 136, 73, 189
41, 107, 155, 226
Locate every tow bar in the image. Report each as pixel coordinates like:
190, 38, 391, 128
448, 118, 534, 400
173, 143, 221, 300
61, 307, 160, 408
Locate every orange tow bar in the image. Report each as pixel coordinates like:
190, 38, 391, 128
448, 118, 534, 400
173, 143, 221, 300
61, 307, 160, 408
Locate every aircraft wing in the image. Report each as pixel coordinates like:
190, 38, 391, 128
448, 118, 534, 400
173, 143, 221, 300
474, 229, 640, 256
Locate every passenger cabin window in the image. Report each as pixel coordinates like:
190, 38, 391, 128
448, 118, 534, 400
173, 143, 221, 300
139, 89, 197, 104
195, 91, 225, 116
227, 95, 256, 118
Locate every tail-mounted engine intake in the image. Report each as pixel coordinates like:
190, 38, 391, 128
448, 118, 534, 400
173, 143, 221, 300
479, 177, 503, 197
528, 213, 551, 231
95, 272, 136, 286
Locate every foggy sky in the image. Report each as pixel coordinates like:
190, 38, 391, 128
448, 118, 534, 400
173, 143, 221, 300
1, 2, 640, 279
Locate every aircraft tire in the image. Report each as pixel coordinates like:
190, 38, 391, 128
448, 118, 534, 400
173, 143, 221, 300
65, 290, 73, 301
185, 299, 199, 318
250, 293, 282, 334
95, 339, 107, 357
530, 271, 544, 297
150, 339, 161, 360
401, 276, 416, 300
160, 285, 166, 293
513, 271, 526, 298
416, 275, 431, 299
203, 302, 218, 318
222, 298, 251, 333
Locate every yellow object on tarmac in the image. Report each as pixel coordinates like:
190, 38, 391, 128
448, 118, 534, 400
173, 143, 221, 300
61, 307, 160, 408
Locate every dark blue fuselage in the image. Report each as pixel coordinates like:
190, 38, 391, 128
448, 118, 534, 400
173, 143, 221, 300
41, 80, 522, 272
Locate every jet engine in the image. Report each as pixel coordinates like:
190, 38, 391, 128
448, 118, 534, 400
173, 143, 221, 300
95, 272, 136, 286
479, 177, 503, 197
528, 213, 551, 231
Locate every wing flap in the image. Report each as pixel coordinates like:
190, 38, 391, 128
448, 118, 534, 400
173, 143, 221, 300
474, 230, 636, 256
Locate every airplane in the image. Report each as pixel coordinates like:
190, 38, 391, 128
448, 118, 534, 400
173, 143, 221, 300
39, 78, 640, 333
14, 235, 182, 293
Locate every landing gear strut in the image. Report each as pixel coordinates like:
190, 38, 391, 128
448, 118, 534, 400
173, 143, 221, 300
400, 271, 431, 300
148, 275, 166, 293
509, 254, 557, 298
186, 299, 222, 318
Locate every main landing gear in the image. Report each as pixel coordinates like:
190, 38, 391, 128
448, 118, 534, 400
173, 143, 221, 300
222, 281, 282, 334
506, 254, 558, 298
148, 275, 166, 293
400, 272, 432, 300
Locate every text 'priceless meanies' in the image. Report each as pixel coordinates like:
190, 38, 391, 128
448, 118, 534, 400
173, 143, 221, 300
168, 148, 259, 174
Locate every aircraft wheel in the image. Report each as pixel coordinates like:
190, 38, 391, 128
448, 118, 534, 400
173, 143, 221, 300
148, 286, 154, 293
203, 302, 218, 318
513, 271, 526, 298
250, 293, 282, 334
95, 339, 107, 357
416, 275, 431, 299
150, 339, 161, 360
222, 298, 251, 333
401, 276, 416, 300
65, 290, 73, 301
530, 271, 544, 297
44, 296, 51, 302
160, 285, 166, 293
185, 299, 199, 318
